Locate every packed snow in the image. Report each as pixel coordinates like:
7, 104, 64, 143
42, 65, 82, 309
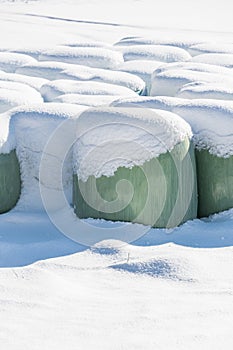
0, 0, 232, 349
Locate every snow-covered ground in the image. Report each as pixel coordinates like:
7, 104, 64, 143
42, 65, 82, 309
0, 1, 233, 349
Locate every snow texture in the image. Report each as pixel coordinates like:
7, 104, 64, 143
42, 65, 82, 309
0, 52, 37, 73
40, 80, 138, 102
120, 44, 191, 62
39, 46, 124, 69
191, 53, 233, 68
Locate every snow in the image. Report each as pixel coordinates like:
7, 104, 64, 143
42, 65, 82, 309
0, 0, 233, 349
0, 52, 37, 73
189, 42, 233, 56
39, 46, 124, 69
191, 53, 233, 68
150, 68, 233, 96
112, 96, 233, 157
177, 81, 233, 100
0, 70, 48, 91
74, 107, 192, 181
40, 80, 138, 102
54, 94, 131, 107
114, 36, 203, 49
115, 59, 163, 92
4, 103, 87, 211
120, 44, 191, 62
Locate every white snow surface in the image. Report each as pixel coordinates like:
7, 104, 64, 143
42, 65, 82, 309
0, 1, 233, 349
120, 44, 191, 62
188, 42, 233, 56
54, 94, 131, 107
39, 46, 124, 69
74, 107, 192, 181
0, 52, 37, 73
41, 80, 138, 102
191, 53, 233, 68
17, 62, 145, 93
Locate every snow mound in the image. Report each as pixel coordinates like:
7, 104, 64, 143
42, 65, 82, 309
41, 80, 138, 102
0, 80, 42, 102
58, 67, 146, 94
0, 70, 48, 91
61, 40, 112, 49
191, 53, 233, 68
0, 52, 37, 73
16, 61, 72, 80
74, 107, 192, 181
154, 61, 233, 77
150, 69, 233, 96
177, 82, 233, 101
115, 60, 163, 92
111, 96, 185, 111
120, 45, 191, 63
39, 46, 124, 69
54, 94, 130, 107
114, 36, 203, 49
188, 42, 233, 56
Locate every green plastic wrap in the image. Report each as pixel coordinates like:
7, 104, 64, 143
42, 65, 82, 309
73, 138, 197, 228
196, 149, 233, 217
0, 150, 21, 213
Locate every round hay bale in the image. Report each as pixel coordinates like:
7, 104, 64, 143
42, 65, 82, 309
73, 107, 197, 228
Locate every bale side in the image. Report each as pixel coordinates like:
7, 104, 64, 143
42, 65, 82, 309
196, 149, 233, 217
73, 138, 197, 228
0, 150, 21, 213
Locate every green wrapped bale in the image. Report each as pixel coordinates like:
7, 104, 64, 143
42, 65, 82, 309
173, 100, 233, 218
73, 107, 197, 228
196, 150, 233, 217
0, 150, 21, 213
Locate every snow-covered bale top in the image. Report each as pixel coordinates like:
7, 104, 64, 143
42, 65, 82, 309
54, 94, 131, 107
177, 82, 233, 100
40, 80, 138, 102
154, 61, 233, 76
0, 81, 43, 106
39, 47, 124, 69
74, 107, 192, 181
115, 60, 163, 91
0, 70, 48, 91
16, 61, 72, 80
17, 62, 145, 93
191, 53, 233, 68
114, 36, 203, 49
150, 68, 233, 96
0, 52, 37, 73
111, 97, 233, 158
119, 45, 191, 63
188, 43, 233, 56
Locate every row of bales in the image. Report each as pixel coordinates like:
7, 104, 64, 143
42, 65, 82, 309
0, 103, 232, 229
0, 37, 233, 227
